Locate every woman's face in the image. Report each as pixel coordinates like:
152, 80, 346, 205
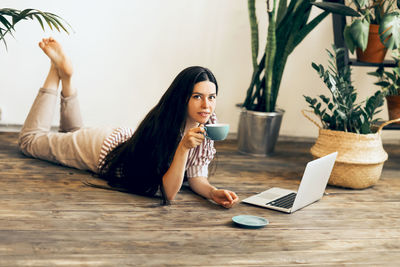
186, 81, 217, 126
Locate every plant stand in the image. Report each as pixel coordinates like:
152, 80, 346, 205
331, 1, 399, 131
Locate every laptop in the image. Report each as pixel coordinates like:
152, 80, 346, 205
242, 152, 337, 213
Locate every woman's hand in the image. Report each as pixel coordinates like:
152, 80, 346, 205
210, 189, 239, 208
180, 126, 205, 150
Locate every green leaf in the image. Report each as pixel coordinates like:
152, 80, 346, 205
304, 95, 313, 104
367, 71, 381, 77
380, 12, 400, 50
311, 98, 317, 105
39, 12, 53, 30
336, 109, 347, 120
360, 121, 371, 134
0, 28, 8, 50
344, 25, 356, 53
311, 62, 320, 72
393, 67, 400, 76
0, 8, 70, 50
351, 93, 357, 103
349, 19, 370, 51
248, 0, 258, 70
355, 0, 369, 9
33, 14, 45, 31
319, 94, 330, 104
359, 114, 365, 124
0, 15, 12, 29
44, 15, 61, 32
376, 81, 391, 87
292, 11, 330, 50
384, 71, 396, 81
311, 2, 360, 17
322, 114, 331, 122
18, 9, 34, 20
276, 0, 287, 25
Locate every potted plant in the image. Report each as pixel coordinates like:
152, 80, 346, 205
369, 53, 400, 122
303, 46, 400, 189
0, 8, 70, 49
239, 0, 332, 156
313, 0, 400, 63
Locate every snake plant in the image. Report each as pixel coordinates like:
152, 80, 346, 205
0, 8, 70, 50
243, 0, 331, 112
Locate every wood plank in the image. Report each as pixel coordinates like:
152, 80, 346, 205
1, 132, 400, 265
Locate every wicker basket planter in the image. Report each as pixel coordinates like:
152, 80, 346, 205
311, 128, 387, 189
304, 110, 400, 189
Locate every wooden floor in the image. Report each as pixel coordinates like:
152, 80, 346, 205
1, 132, 400, 266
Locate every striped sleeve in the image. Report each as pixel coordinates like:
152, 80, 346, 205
185, 113, 217, 178
97, 127, 134, 170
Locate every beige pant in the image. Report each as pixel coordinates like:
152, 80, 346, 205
18, 88, 114, 173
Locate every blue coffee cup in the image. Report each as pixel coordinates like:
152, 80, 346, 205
204, 123, 230, 141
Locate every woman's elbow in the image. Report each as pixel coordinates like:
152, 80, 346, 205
165, 191, 177, 201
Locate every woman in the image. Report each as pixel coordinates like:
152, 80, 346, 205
18, 38, 239, 208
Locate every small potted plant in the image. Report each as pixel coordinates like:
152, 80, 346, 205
313, 0, 400, 63
0, 8, 70, 49
368, 52, 400, 123
303, 46, 399, 189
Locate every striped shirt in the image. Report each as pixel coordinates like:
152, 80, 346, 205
97, 127, 135, 170
97, 114, 217, 178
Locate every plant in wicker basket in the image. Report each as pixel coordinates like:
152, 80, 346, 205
302, 46, 399, 189
304, 46, 385, 134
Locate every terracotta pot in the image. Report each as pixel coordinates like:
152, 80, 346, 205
356, 24, 387, 64
386, 95, 400, 124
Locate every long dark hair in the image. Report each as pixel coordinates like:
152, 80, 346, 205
98, 66, 218, 200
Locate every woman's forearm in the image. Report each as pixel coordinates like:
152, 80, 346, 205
162, 142, 189, 200
188, 177, 217, 199
188, 177, 239, 208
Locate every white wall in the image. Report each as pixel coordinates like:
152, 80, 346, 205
0, 0, 399, 141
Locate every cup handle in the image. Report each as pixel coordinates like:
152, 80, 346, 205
203, 126, 210, 139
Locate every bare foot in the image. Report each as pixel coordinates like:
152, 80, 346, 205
39, 37, 73, 80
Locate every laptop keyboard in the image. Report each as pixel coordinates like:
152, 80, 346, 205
266, 192, 297, 209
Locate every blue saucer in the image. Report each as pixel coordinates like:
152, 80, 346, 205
232, 215, 269, 229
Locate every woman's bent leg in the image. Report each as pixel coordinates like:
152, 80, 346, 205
40, 127, 114, 172
19, 38, 115, 172
18, 85, 113, 172
18, 88, 58, 157
59, 93, 83, 133
20, 125, 114, 173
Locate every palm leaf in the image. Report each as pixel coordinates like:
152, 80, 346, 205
33, 14, 45, 31
0, 8, 71, 50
